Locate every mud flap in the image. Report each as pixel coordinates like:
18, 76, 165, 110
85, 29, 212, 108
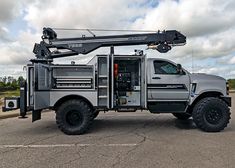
32, 110, 42, 122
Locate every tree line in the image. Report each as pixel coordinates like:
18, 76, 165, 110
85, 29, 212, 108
228, 79, 235, 90
0, 76, 25, 91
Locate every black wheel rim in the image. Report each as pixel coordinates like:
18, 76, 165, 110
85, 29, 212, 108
66, 110, 83, 126
204, 108, 223, 125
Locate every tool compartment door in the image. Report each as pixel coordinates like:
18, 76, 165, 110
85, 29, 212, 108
97, 55, 110, 108
34, 63, 51, 110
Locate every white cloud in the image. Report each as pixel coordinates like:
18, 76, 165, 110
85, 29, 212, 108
0, 26, 10, 42
0, 0, 21, 23
24, 0, 149, 32
230, 56, 235, 64
0, 65, 25, 78
0, 30, 40, 65
0, 0, 235, 78
132, 0, 235, 37
195, 66, 235, 79
0, 0, 37, 23
133, 0, 235, 57
167, 28, 235, 60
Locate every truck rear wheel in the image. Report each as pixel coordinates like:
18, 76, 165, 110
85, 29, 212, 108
192, 97, 230, 132
56, 99, 93, 135
172, 113, 191, 120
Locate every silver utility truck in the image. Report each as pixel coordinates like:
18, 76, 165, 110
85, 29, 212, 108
3, 28, 231, 134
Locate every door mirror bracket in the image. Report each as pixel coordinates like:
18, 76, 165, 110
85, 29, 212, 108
176, 64, 183, 75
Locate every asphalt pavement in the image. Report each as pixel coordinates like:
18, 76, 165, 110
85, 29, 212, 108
0, 94, 234, 168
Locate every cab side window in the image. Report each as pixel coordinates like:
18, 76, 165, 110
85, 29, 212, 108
154, 60, 179, 75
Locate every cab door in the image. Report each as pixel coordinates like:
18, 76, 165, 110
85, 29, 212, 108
147, 59, 190, 112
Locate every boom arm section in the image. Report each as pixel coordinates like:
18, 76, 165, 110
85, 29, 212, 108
33, 27, 186, 59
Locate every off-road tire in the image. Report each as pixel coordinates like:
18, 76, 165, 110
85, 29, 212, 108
172, 113, 191, 120
192, 97, 231, 132
56, 99, 93, 135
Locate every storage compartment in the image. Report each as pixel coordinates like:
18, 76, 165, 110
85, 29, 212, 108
96, 54, 145, 109
53, 66, 93, 77
113, 58, 141, 107
52, 65, 94, 89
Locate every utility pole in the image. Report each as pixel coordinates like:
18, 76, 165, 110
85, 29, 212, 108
191, 49, 194, 73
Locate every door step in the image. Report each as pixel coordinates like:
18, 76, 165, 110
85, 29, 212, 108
117, 108, 136, 112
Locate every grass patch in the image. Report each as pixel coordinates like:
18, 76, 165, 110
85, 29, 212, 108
0, 90, 20, 99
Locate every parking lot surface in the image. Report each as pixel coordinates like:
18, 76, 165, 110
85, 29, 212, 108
0, 94, 234, 168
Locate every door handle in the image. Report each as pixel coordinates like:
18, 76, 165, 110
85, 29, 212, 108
152, 77, 161, 79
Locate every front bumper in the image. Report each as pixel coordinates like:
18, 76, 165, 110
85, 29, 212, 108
221, 96, 232, 107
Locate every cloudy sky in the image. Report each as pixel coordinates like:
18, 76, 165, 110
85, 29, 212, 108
0, 0, 235, 78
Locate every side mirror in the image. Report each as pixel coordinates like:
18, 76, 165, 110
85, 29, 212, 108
176, 64, 183, 74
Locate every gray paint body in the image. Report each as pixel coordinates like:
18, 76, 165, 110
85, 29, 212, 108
147, 58, 190, 101
29, 55, 228, 111
147, 58, 227, 106
34, 91, 97, 110
189, 73, 227, 104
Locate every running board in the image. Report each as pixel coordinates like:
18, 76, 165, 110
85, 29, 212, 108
117, 108, 136, 112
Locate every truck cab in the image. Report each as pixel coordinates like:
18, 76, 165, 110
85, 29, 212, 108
148, 57, 231, 124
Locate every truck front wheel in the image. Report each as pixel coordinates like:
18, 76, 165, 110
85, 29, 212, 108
56, 99, 93, 135
192, 97, 231, 132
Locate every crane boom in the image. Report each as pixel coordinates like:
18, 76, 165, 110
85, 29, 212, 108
33, 27, 186, 59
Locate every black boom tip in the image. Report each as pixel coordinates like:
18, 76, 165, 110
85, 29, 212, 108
42, 27, 57, 40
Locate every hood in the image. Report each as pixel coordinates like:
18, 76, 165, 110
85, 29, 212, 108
190, 73, 226, 82
189, 73, 227, 96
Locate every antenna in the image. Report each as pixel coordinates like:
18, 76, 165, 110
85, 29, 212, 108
191, 49, 194, 73
86, 29, 96, 37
